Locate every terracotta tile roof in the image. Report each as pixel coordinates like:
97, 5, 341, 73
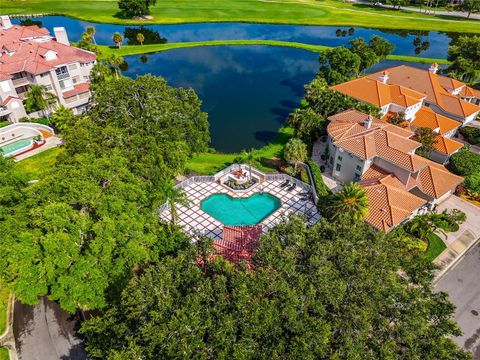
360, 169, 427, 232
330, 77, 425, 108
213, 225, 262, 266
414, 164, 463, 198
368, 65, 480, 119
460, 86, 480, 99
62, 83, 90, 98
0, 25, 96, 76
412, 106, 460, 135
432, 134, 464, 155
1, 95, 19, 105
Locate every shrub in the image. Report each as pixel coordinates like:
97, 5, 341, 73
300, 168, 310, 184
284, 166, 297, 177
459, 126, 480, 146
306, 160, 331, 211
29, 117, 51, 126
465, 173, 480, 193
448, 147, 480, 176
0, 121, 9, 128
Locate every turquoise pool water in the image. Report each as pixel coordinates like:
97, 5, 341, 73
0, 139, 33, 156
201, 193, 281, 226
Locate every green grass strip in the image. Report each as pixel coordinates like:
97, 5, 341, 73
97, 41, 450, 65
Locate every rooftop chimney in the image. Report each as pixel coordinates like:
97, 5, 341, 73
0, 16, 12, 30
53, 27, 70, 46
365, 115, 373, 129
379, 71, 389, 84
429, 63, 439, 74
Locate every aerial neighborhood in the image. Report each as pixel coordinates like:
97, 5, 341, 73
0, 0, 479, 358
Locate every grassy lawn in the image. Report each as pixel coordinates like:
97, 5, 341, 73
99, 43, 451, 64
186, 127, 293, 174
0, 287, 9, 336
13, 147, 63, 181
1, 0, 479, 33
0, 348, 8, 360
424, 232, 447, 262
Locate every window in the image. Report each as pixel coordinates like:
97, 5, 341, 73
354, 173, 361, 181
0, 81, 11, 92
72, 75, 81, 84
356, 165, 362, 172
59, 79, 73, 91
329, 156, 333, 165
68, 63, 78, 71
40, 72, 49, 78
335, 163, 341, 172
55, 66, 70, 80
46, 84, 53, 91
337, 156, 343, 162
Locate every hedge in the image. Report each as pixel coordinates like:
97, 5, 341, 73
306, 159, 330, 198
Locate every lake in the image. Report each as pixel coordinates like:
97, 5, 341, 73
122, 46, 435, 152
11, 16, 452, 152
12, 16, 460, 58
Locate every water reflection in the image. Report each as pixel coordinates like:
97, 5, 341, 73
11, 15, 460, 58
122, 46, 435, 152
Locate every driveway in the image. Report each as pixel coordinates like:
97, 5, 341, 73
436, 196, 480, 246
13, 297, 87, 360
435, 241, 480, 359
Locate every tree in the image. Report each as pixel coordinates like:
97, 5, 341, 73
86, 26, 96, 45
456, 0, 480, 18
283, 138, 307, 171
239, 149, 258, 180
162, 181, 190, 228
387, 112, 408, 127
124, 27, 167, 46
287, 107, 326, 145
448, 146, 480, 176
24, 84, 57, 118
327, 182, 369, 221
404, 214, 438, 242
80, 216, 469, 359
136, 32, 145, 45
447, 35, 480, 83
118, 0, 149, 18
106, 54, 125, 80
50, 105, 75, 132
414, 127, 437, 158
368, 35, 395, 58
0, 75, 209, 313
317, 47, 361, 85
112, 32, 123, 48
348, 38, 379, 73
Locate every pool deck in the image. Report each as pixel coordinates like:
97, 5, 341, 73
160, 178, 320, 240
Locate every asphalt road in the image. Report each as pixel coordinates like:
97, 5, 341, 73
435, 241, 480, 359
13, 297, 87, 360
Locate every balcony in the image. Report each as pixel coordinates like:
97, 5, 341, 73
12, 77, 29, 87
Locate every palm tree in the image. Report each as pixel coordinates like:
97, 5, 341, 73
136, 32, 145, 45
162, 181, 190, 229
240, 148, 257, 180
86, 26, 96, 44
112, 32, 123, 48
24, 84, 57, 119
107, 54, 124, 80
328, 182, 369, 221
284, 138, 307, 172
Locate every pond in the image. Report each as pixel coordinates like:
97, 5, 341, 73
122, 46, 436, 152
12, 15, 461, 58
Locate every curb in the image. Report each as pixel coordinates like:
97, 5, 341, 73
433, 236, 480, 285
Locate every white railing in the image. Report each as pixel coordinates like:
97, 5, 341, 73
0, 122, 55, 135
265, 171, 316, 202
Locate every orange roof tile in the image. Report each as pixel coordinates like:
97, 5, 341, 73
412, 106, 460, 135
368, 65, 480, 119
432, 134, 464, 155
330, 77, 425, 108
361, 176, 427, 232
415, 164, 463, 198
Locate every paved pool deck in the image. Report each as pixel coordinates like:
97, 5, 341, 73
160, 179, 321, 240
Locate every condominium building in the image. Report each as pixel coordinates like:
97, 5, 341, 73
330, 64, 480, 163
0, 16, 96, 122
326, 109, 463, 232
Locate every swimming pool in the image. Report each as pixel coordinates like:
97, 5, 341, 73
0, 138, 33, 156
201, 193, 281, 226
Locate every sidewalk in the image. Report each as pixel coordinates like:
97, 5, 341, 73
433, 195, 480, 281
351, 0, 480, 19
0, 294, 18, 360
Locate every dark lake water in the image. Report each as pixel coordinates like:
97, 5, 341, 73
122, 46, 434, 152
12, 16, 453, 152
13, 16, 461, 58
